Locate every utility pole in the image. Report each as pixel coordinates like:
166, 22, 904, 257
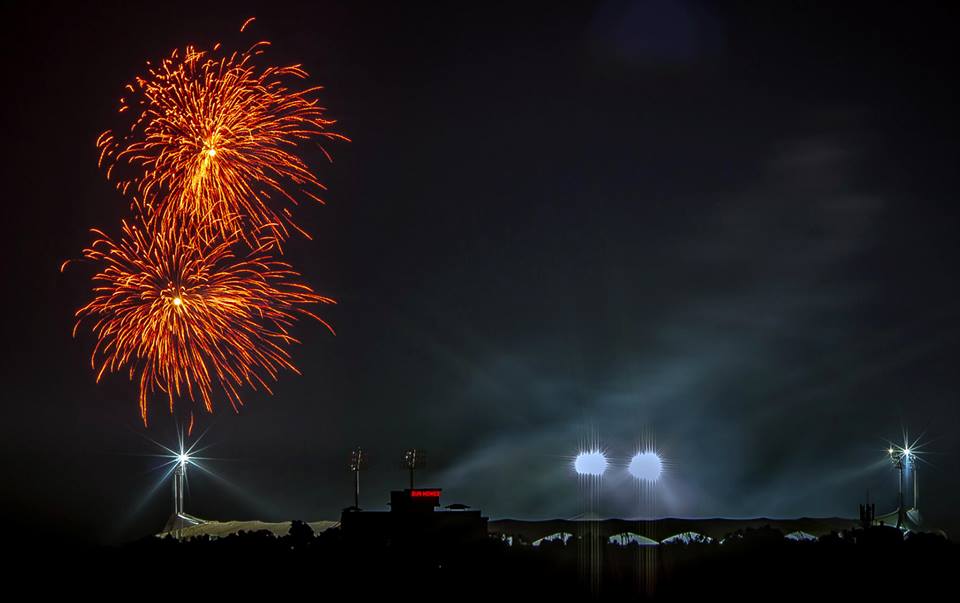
349, 447, 366, 509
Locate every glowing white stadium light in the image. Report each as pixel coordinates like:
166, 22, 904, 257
629, 451, 663, 482
574, 450, 608, 476
885, 431, 928, 530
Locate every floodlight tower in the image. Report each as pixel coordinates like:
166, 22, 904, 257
888, 446, 908, 529
914, 463, 919, 510
173, 453, 188, 517
170, 452, 189, 539
349, 447, 366, 509
403, 449, 425, 489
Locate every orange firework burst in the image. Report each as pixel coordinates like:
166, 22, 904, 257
69, 215, 335, 424
97, 38, 348, 249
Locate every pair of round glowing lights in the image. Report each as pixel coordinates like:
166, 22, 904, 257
574, 450, 663, 481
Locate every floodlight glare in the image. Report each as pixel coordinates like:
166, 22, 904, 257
629, 451, 663, 482
574, 450, 608, 476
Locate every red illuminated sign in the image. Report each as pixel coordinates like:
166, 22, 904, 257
409, 489, 441, 498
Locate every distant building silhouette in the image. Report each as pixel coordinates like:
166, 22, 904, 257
340, 487, 488, 547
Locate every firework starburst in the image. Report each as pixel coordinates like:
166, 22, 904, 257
97, 39, 348, 249
70, 215, 335, 424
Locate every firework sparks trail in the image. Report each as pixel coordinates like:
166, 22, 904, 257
97, 36, 349, 249
68, 20, 344, 427
68, 214, 335, 425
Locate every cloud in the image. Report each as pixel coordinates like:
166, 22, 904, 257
436, 134, 893, 519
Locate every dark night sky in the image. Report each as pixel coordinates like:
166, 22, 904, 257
1, 1, 958, 545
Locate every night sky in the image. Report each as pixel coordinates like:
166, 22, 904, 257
2, 1, 958, 545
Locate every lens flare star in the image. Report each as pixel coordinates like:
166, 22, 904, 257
886, 431, 928, 469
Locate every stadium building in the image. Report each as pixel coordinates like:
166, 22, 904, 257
340, 487, 488, 547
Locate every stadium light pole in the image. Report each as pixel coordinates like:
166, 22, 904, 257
174, 452, 189, 515
914, 460, 919, 510
403, 449, 424, 489
172, 451, 189, 539
888, 446, 911, 529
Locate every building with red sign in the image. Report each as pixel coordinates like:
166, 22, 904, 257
340, 488, 488, 547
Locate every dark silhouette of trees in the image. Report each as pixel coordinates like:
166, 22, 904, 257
287, 519, 314, 549
19, 523, 956, 600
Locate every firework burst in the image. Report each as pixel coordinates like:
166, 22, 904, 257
97, 38, 348, 249
69, 215, 335, 424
